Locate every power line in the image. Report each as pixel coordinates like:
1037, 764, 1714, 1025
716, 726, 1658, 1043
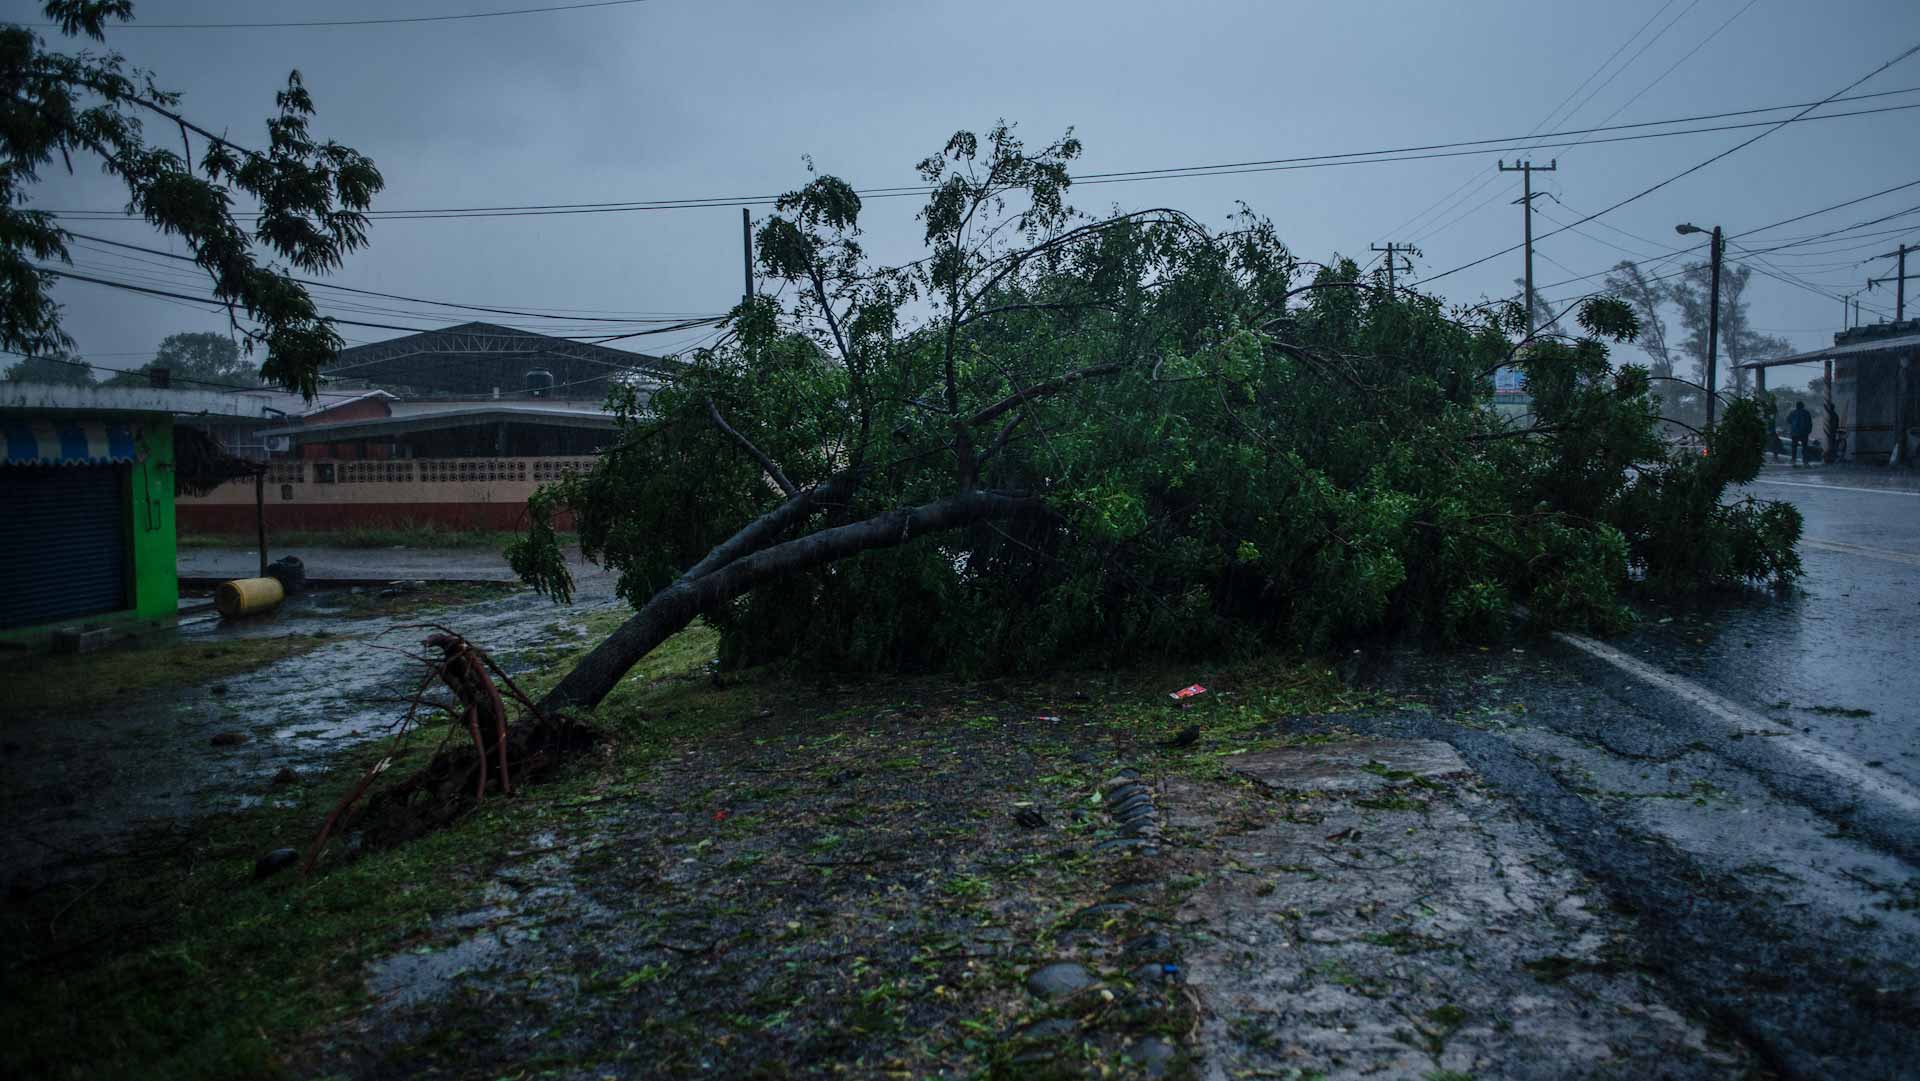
45, 89, 1920, 223
1569, 0, 1760, 148
1730, 202, 1920, 259
1399, 0, 1699, 244
36, 265, 725, 340
1729, 176, 1920, 239
62, 231, 721, 325
1483, 0, 1749, 290
1530, 209, 1907, 321
34, 0, 653, 31
1, 349, 269, 393
1415, 42, 1920, 289
1533, 0, 1692, 145
1390, 0, 1687, 243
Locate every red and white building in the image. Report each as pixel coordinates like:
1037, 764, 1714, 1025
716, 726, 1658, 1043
176, 323, 676, 531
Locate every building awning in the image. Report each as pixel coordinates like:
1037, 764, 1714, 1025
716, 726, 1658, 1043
2, 420, 136, 465
1736, 331, 1920, 369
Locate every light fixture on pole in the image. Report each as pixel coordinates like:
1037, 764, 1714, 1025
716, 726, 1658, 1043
1676, 222, 1724, 430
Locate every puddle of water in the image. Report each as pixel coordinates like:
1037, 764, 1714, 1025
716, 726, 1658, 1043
0, 591, 621, 892
360, 843, 623, 1024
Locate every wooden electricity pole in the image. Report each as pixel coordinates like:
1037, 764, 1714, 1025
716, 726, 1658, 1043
1499, 159, 1557, 335
1370, 242, 1420, 294
742, 207, 755, 309
1869, 243, 1916, 321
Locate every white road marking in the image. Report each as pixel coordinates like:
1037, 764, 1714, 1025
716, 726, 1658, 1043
1801, 538, 1920, 567
1552, 630, 1920, 819
1751, 478, 1920, 498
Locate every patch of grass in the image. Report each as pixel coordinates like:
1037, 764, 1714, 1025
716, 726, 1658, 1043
178, 524, 578, 550
0, 619, 733, 1081
0, 632, 328, 718
1313, 958, 1362, 986
943, 873, 992, 900
0, 737, 534, 1081
5, 618, 1360, 1079
516, 615, 724, 723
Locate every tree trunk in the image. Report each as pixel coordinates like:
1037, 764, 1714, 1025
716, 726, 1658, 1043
539, 490, 1045, 712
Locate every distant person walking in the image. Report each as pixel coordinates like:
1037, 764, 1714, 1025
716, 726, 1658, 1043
1788, 401, 1814, 465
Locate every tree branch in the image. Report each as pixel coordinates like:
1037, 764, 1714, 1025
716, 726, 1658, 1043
976, 412, 1028, 470
957, 299, 1114, 329
963, 209, 1207, 318
807, 265, 854, 366
675, 470, 863, 586
707, 397, 795, 497
968, 361, 1126, 428
539, 489, 1050, 711
1464, 425, 1564, 442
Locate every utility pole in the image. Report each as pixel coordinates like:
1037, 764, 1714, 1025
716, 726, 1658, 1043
742, 207, 755, 310
1676, 222, 1723, 429
1868, 243, 1916, 321
1370, 242, 1421, 294
1869, 243, 1918, 467
1499, 159, 1556, 335
1706, 227, 1722, 429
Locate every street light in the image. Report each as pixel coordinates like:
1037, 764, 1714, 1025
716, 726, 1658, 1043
1676, 222, 1724, 430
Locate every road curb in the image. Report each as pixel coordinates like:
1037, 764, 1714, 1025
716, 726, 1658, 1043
1540, 625, 1920, 867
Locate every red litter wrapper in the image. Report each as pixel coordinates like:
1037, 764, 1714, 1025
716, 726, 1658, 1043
1168, 684, 1206, 701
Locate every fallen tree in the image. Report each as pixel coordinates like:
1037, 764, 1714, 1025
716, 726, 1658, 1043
512, 123, 1801, 714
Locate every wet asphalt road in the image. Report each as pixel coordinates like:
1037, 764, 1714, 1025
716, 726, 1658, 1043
1616, 464, 1919, 786
1328, 467, 1920, 1078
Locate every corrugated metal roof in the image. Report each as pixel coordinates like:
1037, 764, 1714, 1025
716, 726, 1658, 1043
258, 404, 617, 441
1739, 332, 1920, 369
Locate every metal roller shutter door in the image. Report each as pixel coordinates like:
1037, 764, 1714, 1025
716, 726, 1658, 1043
0, 465, 129, 630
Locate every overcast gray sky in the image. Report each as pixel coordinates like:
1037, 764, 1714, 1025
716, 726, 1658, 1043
18, 0, 1920, 392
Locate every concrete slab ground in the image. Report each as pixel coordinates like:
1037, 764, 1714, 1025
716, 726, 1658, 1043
1175, 740, 1755, 1080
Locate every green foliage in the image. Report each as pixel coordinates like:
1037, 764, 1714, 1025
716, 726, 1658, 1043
1608, 396, 1802, 591
2, 351, 90, 383
517, 124, 1802, 677
103, 331, 259, 387
1, 3, 381, 396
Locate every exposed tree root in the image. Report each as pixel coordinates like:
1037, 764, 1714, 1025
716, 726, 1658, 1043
301, 626, 600, 874
351, 714, 600, 851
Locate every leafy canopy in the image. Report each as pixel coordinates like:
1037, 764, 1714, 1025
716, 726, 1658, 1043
101, 331, 259, 388
512, 124, 1801, 676
1, 2, 381, 396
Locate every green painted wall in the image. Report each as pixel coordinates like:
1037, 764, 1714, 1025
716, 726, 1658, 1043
0, 410, 178, 644
130, 416, 177, 620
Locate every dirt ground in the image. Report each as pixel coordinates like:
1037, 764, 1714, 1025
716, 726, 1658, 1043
1, 594, 1776, 1081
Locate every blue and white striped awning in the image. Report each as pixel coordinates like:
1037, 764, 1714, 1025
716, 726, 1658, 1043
2, 421, 137, 465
